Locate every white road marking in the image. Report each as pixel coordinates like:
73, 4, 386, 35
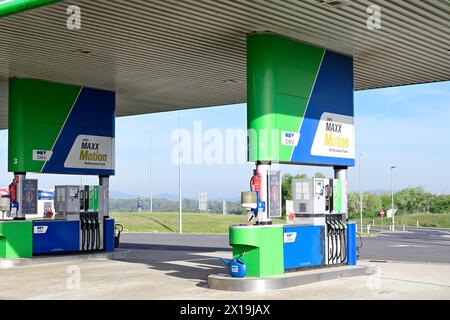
390, 244, 429, 248
430, 234, 450, 238
165, 258, 223, 270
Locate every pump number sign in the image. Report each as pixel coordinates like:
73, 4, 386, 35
21, 179, 38, 215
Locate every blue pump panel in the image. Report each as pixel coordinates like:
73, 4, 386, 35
103, 218, 115, 252
346, 222, 357, 265
283, 225, 325, 270
33, 220, 80, 255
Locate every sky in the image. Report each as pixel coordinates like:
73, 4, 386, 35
0, 80, 449, 199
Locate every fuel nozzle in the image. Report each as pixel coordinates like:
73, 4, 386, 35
329, 218, 337, 230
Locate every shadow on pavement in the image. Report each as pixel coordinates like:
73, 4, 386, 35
115, 242, 231, 287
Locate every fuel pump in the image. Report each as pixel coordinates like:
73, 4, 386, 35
8, 176, 19, 218
79, 185, 104, 251
30, 179, 114, 256
81, 208, 87, 251
326, 214, 347, 264
241, 162, 272, 225
287, 177, 347, 265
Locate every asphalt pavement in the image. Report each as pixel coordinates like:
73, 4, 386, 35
1, 227, 449, 299
121, 226, 450, 264
358, 227, 450, 263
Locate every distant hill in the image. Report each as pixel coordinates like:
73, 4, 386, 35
154, 193, 179, 201
109, 191, 139, 199
348, 189, 397, 195
153, 193, 240, 201
110, 191, 240, 202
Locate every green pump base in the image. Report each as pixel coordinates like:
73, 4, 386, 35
0, 221, 33, 259
229, 224, 284, 277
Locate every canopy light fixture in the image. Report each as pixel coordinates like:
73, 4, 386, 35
71, 48, 93, 55
223, 79, 243, 84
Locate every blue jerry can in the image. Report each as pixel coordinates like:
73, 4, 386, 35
221, 257, 247, 278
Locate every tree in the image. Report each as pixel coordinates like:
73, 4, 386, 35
314, 172, 327, 178
347, 192, 360, 219
429, 195, 450, 213
347, 192, 382, 218
379, 193, 391, 211
395, 187, 433, 214
363, 192, 382, 217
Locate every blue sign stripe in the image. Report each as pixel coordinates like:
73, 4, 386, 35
42, 87, 116, 175
291, 51, 355, 167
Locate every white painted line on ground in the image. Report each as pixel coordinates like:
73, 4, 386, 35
430, 234, 450, 239
165, 257, 224, 270
390, 244, 429, 248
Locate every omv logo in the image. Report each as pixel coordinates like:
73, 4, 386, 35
284, 132, 295, 138
33, 150, 53, 162
284, 232, 297, 243
281, 131, 300, 147
33, 226, 48, 234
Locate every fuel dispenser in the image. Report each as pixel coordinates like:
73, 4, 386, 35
54, 185, 80, 220
240, 162, 280, 225
287, 177, 348, 266
32, 184, 114, 255
235, 172, 356, 277
79, 185, 104, 252
228, 33, 357, 278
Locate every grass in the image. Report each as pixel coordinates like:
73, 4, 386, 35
110, 211, 285, 234
359, 212, 450, 228
111, 211, 450, 234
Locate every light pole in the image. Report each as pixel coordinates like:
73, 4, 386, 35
359, 153, 363, 234
149, 130, 153, 213
178, 111, 183, 234
390, 165, 397, 231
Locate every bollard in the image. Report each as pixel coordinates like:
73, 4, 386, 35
367, 224, 370, 235
347, 222, 357, 265
417, 221, 419, 227
403, 224, 405, 232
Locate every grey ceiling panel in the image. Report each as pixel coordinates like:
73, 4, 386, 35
0, 0, 448, 129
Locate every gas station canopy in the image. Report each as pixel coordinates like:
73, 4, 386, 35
0, 0, 449, 129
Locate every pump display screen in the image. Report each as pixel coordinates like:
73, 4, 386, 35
21, 179, 38, 214
268, 171, 281, 218
315, 180, 324, 195
69, 187, 78, 197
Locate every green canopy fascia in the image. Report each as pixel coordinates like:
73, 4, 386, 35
0, 0, 62, 18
